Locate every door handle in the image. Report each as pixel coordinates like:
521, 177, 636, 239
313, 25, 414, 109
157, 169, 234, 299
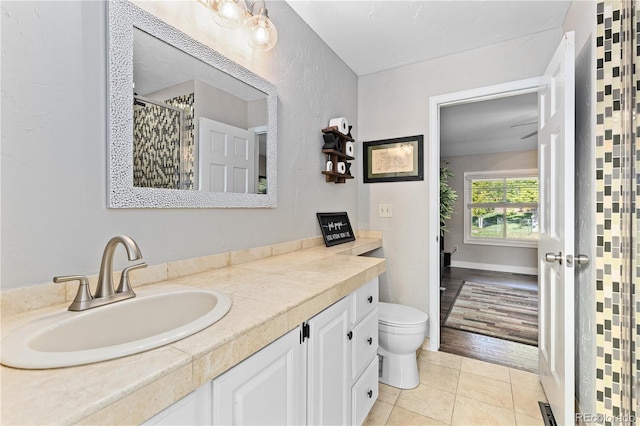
544, 252, 563, 264
575, 254, 590, 266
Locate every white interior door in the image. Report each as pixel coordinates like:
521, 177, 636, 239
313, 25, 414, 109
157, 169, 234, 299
199, 117, 257, 193
537, 31, 575, 425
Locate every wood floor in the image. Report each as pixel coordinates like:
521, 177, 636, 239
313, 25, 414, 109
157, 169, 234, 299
439, 267, 539, 373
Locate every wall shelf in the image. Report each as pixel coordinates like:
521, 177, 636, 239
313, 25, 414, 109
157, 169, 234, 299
321, 126, 354, 184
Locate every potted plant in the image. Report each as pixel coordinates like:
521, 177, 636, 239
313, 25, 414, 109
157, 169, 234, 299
439, 161, 457, 276
440, 161, 457, 234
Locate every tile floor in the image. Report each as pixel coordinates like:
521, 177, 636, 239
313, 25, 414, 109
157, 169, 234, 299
364, 344, 547, 425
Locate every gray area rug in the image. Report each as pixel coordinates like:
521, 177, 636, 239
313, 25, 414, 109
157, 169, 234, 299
443, 280, 538, 346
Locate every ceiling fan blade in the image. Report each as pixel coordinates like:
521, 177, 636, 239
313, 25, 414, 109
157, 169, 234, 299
520, 131, 538, 140
510, 121, 538, 128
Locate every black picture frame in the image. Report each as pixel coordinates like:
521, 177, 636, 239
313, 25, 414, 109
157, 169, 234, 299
363, 135, 424, 183
316, 212, 356, 247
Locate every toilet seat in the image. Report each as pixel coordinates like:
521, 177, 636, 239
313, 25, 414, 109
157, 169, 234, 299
378, 302, 428, 327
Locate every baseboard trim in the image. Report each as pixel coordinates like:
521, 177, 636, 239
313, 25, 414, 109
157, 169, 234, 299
449, 260, 538, 276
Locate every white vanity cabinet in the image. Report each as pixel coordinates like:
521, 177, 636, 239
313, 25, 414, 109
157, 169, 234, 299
306, 296, 352, 425
349, 278, 380, 425
211, 326, 306, 425
145, 278, 379, 426
143, 383, 212, 425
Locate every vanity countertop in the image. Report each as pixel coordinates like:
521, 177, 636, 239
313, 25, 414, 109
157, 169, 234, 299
0, 236, 384, 425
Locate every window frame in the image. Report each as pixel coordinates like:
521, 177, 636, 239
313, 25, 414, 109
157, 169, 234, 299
463, 168, 539, 248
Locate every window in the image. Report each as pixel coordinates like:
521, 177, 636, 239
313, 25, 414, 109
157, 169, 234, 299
463, 169, 539, 247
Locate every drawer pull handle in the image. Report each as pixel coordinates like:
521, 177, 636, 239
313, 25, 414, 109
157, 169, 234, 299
367, 390, 373, 398
367, 337, 373, 345
347, 331, 353, 340
368, 296, 373, 303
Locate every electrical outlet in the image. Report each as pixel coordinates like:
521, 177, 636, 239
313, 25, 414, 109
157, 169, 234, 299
378, 203, 392, 218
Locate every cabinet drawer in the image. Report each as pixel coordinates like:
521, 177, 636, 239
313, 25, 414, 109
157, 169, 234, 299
352, 357, 379, 426
352, 277, 379, 325
351, 308, 378, 381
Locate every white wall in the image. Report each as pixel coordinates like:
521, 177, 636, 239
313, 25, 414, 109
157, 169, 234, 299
358, 28, 563, 315
1, 1, 358, 290
442, 150, 538, 274
563, 0, 597, 417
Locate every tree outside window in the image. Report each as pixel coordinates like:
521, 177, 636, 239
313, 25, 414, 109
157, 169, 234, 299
464, 170, 538, 247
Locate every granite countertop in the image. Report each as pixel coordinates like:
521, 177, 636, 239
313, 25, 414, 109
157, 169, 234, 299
0, 236, 384, 425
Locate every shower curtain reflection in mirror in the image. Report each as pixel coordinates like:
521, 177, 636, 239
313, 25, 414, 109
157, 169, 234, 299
133, 94, 192, 190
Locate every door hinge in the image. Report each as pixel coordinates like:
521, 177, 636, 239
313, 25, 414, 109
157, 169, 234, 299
300, 322, 310, 343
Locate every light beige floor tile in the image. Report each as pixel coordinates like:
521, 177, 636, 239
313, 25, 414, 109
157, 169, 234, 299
418, 359, 460, 393
421, 338, 431, 351
512, 385, 547, 419
386, 406, 448, 425
509, 368, 544, 392
461, 357, 511, 383
363, 400, 394, 426
396, 384, 456, 424
418, 350, 463, 370
378, 383, 402, 405
457, 371, 514, 409
451, 395, 517, 426
515, 411, 545, 425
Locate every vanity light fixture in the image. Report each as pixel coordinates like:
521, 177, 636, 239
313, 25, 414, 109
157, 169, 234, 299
198, 0, 278, 51
211, 0, 247, 28
244, 2, 278, 51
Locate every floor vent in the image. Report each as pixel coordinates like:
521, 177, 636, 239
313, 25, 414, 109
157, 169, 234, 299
538, 402, 557, 426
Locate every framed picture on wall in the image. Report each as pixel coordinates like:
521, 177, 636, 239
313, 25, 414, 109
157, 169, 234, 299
363, 135, 424, 183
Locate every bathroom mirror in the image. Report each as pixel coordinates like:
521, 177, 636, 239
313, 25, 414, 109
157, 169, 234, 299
108, 1, 277, 208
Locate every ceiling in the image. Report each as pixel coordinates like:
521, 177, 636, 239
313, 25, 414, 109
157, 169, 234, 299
440, 92, 538, 157
285, 0, 569, 156
285, 0, 572, 77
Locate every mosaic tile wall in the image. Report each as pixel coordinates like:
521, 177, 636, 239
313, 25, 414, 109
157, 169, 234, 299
595, 0, 636, 422
633, 0, 639, 418
132, 93, 195, 189
166, 93, 195, 190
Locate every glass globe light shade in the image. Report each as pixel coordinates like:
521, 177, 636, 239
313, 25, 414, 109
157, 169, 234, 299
245, 9, 277, 51
212, 0, 247, 29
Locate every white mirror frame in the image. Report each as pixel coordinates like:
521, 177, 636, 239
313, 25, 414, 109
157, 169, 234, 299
108, 0, 277, 208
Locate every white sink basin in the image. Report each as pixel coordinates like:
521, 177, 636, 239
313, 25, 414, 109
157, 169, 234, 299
1, 286, 232, 369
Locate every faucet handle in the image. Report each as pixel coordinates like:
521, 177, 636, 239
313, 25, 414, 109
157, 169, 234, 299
116, 262, 147, 295
53, 275, 92, 311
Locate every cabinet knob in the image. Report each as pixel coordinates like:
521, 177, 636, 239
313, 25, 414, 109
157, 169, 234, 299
367, 390, 373, 398
367, 337, 373, 345
367, 296, 373, 303
347, 331, 353, 340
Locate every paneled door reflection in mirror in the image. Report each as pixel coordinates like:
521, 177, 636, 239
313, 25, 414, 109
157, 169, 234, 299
132, 27, 268, 194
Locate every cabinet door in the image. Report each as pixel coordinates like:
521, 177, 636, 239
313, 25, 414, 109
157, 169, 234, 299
142, 384, 212, 425
212, 327, 306, 425
306, 297, 351, 425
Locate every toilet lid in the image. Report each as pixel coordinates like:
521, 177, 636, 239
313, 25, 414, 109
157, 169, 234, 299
378, 302, 428, 326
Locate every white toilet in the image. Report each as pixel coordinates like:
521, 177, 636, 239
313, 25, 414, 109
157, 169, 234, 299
378, 302, 429, 389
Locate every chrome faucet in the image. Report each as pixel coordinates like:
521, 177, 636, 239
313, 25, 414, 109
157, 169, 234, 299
54, 235, 147, 311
